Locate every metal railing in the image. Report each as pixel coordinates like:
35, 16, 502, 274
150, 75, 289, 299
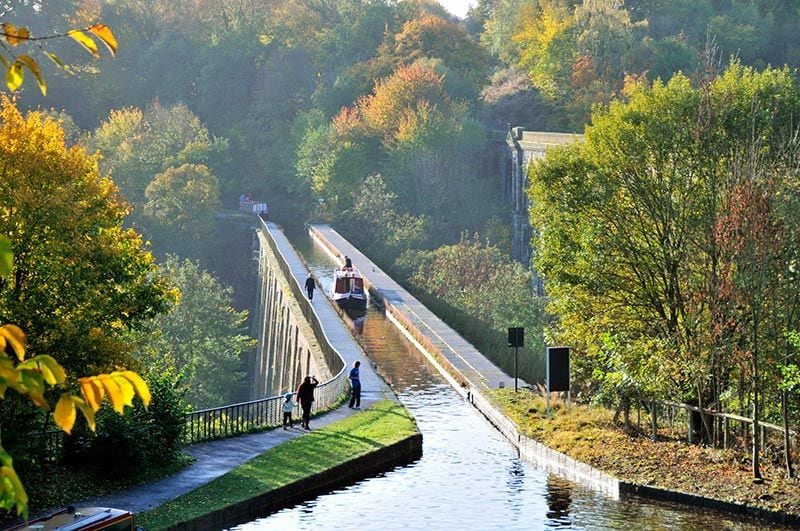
185, 220, 348, 444
185, 374, 347, 444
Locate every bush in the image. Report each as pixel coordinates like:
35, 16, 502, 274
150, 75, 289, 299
66, 370, 188, 475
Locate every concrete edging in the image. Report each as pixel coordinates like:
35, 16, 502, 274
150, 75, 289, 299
168, 433, 423, 531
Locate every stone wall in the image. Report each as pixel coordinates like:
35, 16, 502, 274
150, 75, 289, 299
492, 127, 582, 293
250, 228, 333, 399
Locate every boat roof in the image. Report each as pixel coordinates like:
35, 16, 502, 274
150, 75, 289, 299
334, 267, 362, 278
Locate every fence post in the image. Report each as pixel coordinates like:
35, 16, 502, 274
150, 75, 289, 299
687, 409, 693, 444
723, 416, 729, 450
651, 400, 657, 442
669, 405, 673, 435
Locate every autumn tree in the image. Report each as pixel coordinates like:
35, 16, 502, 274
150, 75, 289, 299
0, 98, 175, 514
0, 97, 174, 377
529, 64, 800, 468
89, 101, 227, 205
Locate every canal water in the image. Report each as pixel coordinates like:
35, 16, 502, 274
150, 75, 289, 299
233, 230, 782, 530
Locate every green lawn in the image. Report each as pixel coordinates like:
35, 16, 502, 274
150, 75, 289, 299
137, 400, 418, 530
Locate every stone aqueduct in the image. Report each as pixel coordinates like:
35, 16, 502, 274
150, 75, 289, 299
491, 126, 582, 293
247, 128, 582, 398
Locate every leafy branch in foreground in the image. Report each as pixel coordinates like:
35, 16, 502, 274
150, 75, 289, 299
0, 20, 117, 95
0, 236, 149, 519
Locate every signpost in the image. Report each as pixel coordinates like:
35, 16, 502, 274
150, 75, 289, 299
546, 346, 570, 417
507, 327, 524, 391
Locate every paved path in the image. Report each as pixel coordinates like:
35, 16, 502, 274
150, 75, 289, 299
310, 224, 521, 392
75, 222, 395, 515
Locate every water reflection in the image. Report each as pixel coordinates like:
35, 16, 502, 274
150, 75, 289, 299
546, 477, 573, 528
232, 230, 785, 530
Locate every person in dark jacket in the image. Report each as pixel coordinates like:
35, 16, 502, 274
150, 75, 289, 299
305, 273, 316, 300
295, 375, 319, 429
348, 360, 361, 409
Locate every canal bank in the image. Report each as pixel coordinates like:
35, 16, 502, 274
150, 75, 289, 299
308, 224, 799, 528
137, 401, 422, 531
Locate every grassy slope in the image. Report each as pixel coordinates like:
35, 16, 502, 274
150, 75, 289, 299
137, 400, 418, 530
493, 388, 800, 517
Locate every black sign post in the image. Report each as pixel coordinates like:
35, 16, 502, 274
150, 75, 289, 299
546, 346, 570, 417
508, 327, 524, 391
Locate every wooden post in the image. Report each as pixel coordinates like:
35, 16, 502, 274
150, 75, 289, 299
651, 400, 657, 442
669, 406, 673, 435
687, 409, 693, 444
723, 416, 729, 449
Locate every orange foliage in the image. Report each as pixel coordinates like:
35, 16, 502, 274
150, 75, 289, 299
359, 61, 446, 138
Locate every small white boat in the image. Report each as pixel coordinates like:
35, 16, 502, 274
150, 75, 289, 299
330, 267, 367, 310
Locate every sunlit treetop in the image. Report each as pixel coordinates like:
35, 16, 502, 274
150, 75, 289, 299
0, 12, 116, 95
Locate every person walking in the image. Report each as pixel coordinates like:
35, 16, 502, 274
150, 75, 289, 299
348, 360, 361, 409
305, 273, 316, 300
296, 375, 319, 429
282, 392, 295, 429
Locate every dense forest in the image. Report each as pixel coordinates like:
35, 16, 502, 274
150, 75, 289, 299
2, 0, 800, 516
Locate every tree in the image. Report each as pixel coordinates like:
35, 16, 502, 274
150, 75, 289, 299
143, 163, 221, 259
0, 97, 174, 377
0, 236, 151, 518
90, 101, 227, 205
513, 2, 576, 101
528, 64, 800, 466
130, 256, 253, 409
390, 14, 490, 99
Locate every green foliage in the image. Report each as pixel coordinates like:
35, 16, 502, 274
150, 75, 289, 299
67, 369, 187, 476
131, 256, 253, 409
90, 101, 227, 205
142, 163, 221, 259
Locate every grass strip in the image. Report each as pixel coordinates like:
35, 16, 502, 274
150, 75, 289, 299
137, 400, 418, 530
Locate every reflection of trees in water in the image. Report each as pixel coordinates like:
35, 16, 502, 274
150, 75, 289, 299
546, 476, 573, 527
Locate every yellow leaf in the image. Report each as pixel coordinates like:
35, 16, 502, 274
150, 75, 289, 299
111, 373, 135, 407
27, 389, 47, 408
122, 370, 150, 407
5, 60, 23, 90
44, 52, 67, 70
88, 24, 117, 57
54, 394, 76, 434
17, 55, 46, 96
2, 23, 30, 46
0, 325, 26, 361
79, 377, 103, 411
33, 355, 66, 385
99, 374, 124, 413
67, 30, 99, 59
73, 396, 96, 431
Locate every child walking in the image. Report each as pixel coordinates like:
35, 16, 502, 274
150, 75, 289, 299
282, 392, 295, 429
